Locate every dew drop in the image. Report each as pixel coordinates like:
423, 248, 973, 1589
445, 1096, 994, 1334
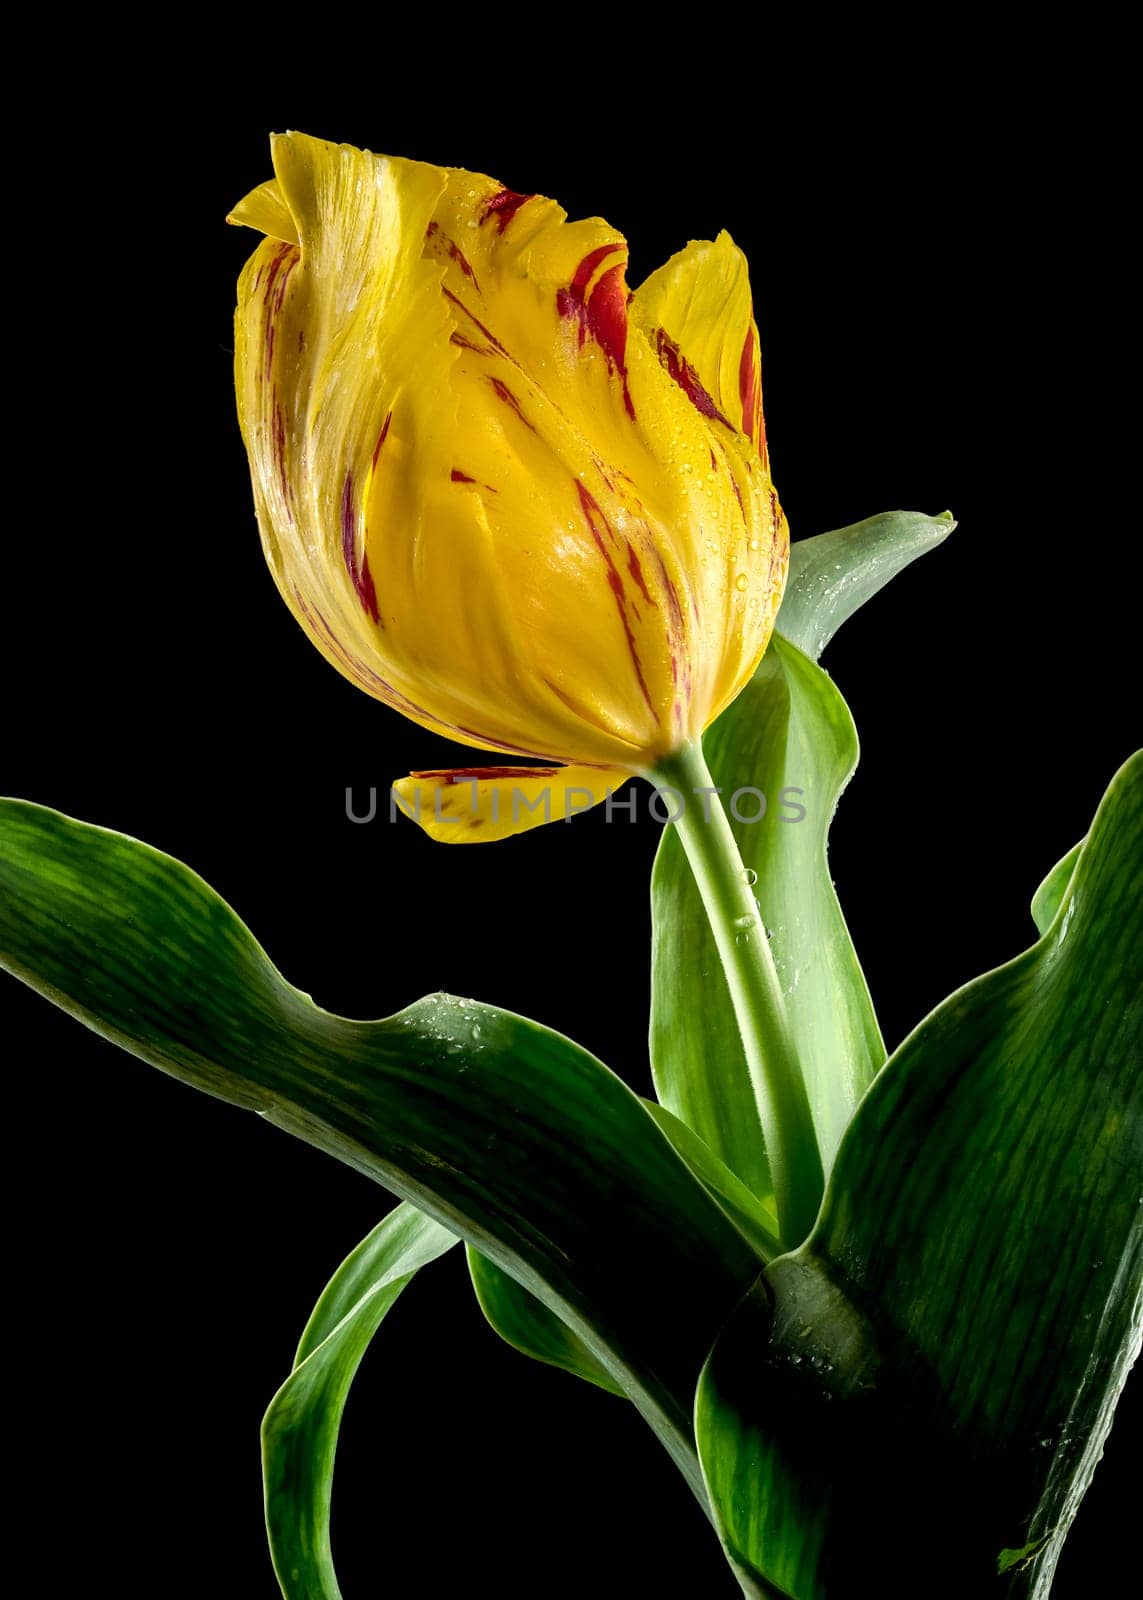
735, 573, 749, 591
734, 912, 755, 929
749, 538, 760, 550
742, 867, 758, 886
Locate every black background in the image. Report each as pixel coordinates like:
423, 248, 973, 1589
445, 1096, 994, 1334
3, 49, 1137, 1598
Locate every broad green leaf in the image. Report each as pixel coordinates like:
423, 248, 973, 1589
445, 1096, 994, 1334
1031, 838, 1084, 935
778, 509, 955, 661
0, 799, 763, 1503
263, 1203, 457, 1600
651, 510, 951, 1198
697, 752, 1143, 1600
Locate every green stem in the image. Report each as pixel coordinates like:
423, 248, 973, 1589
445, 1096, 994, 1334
652, 739, 823, 1249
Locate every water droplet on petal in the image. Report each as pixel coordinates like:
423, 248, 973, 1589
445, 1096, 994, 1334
735, 573, 749, 591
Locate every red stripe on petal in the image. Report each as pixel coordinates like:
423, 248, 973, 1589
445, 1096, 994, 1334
371, 410, 393, 471
652, 550, 691, 714
449, 330, 495, 356
340, 472, 380, 623
261, 244, 298, 382
625, 541, 656, 606
425, 221, 482, 293
357, 554, 379, 622
480, 187, 534, 231
558, 246, 635, 419
738, 325, 764, 452
488, 376, 537, 433
442, 288, 512, 359
411, 765, 560, 783
272, 399, 293, 520
577, 483, 656, 718
588, 265, 635, 418
655, 328, 732, 426
557, 245, 622, 342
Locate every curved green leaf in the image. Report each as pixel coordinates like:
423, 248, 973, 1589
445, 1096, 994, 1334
263, 1203, 457, 1600
651, 510, 951, 1199
467, 1249, 625, 1396
0, 799, 763, 1502
778, 509, 955, 661
697, 752, 1143, 1600
1031, 839, 1084, 936
641, 1101, 780, 1264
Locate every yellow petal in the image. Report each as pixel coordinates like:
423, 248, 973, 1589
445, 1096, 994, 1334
392, 764, 621, 843
230, 135, 788, 783
630, 231, 768, 467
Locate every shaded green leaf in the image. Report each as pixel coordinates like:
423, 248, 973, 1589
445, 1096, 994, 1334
697, 753, 1143, 1600
467, 1103, 780, 1396
0, 799, 763, 1502
263, 1203, 457, 1600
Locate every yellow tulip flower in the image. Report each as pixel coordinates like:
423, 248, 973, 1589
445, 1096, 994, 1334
229, 132, 788, 841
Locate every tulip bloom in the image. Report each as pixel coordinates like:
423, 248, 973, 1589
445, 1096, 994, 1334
230, 133, 788, 840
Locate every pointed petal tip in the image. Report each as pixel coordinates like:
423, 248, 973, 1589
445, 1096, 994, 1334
226, 177, 299, 243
